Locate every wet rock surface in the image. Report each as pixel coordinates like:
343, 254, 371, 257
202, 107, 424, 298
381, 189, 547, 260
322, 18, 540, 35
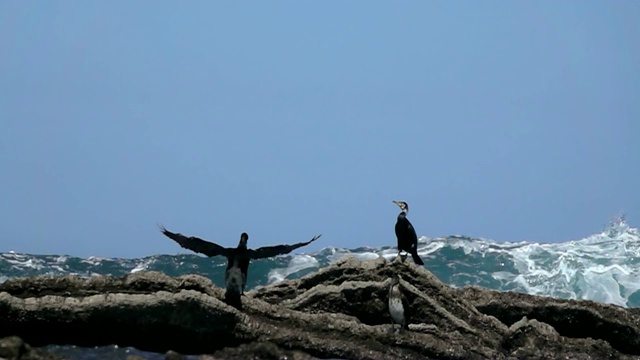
0, 336, 64, 360
456, 286, 640, 358
201, 342, 320, 360
0, 257, 639, 359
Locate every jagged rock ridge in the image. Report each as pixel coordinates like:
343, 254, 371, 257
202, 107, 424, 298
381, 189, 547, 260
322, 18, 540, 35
0, 257, 639, 359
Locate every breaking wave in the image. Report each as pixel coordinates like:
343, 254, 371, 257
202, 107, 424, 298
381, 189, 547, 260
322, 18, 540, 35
2, 215, 639, 308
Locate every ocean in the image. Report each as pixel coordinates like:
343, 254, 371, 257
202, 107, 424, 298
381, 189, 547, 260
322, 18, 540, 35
1, 215, 638, 359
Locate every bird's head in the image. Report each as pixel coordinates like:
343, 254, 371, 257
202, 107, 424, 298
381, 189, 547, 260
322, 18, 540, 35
393, 200, 409, 214
239, 232, 249, 248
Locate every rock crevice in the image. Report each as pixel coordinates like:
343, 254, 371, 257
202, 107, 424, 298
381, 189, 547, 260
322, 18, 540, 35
0, 257, 639, 359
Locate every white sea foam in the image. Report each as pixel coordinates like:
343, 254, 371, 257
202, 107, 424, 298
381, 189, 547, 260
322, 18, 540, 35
81, 256, 106, 266
130, 264, 148, 273
267, 254, 320, 283
287, 215, 640, 307
1, 215, 638, 308
130, 258, 155, 273
318, 246, 383, 264
419, 215, 640, 307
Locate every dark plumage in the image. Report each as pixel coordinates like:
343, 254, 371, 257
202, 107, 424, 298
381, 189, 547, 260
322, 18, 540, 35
388, 273, 409, 331
159, 225, 322, 309
392, 201, 425, 265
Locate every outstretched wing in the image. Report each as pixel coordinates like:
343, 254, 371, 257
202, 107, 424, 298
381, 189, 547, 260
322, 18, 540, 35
158, 224, 232, 258
248, 234, 322, 260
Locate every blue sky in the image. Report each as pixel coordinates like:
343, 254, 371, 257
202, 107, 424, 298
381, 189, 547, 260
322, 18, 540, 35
1, 2, 638, 258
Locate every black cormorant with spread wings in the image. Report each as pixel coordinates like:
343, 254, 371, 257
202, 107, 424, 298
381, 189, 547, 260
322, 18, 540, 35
392, 201, 424, 265
159, 225, 322, 309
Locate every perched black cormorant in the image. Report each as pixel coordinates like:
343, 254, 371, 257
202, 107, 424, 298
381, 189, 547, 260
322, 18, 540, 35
159, 225, 321, 309
388, 273, 409, 332
392, 200, 425, 265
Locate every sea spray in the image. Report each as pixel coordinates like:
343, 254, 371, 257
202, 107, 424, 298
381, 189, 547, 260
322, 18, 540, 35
2, 215, 639, 308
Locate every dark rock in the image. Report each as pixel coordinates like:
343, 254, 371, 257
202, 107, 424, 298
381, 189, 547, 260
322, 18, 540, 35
0, 257, 639, 359
0, 336, 24, 360
456, 286, 640, 357
202, 342, 318, 360
164, 350, 184, 360
125, 356, 147, 360
0, 336, 64, 360
501, 316, 620, 359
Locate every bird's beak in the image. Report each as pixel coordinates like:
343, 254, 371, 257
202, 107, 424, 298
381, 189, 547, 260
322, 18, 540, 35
392, 200, 400, 206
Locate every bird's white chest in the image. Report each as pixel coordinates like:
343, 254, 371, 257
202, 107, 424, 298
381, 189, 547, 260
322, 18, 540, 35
389, 297, 405, 324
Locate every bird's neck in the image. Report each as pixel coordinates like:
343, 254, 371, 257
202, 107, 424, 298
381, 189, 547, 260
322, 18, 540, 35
390, 284, 401, 296
398, 211, 407, 219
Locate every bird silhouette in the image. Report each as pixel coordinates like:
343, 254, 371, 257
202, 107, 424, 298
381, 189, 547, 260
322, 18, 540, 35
159, 225, 321, 309
392, 201, 424, 265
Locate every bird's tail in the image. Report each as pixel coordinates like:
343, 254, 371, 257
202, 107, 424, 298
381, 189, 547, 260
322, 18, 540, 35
411, 251, 425, 266
225, 268, 243, 310
225, 284, 242, 310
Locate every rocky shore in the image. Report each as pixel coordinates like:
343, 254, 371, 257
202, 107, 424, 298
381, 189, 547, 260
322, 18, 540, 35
1, 257, 639, 359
